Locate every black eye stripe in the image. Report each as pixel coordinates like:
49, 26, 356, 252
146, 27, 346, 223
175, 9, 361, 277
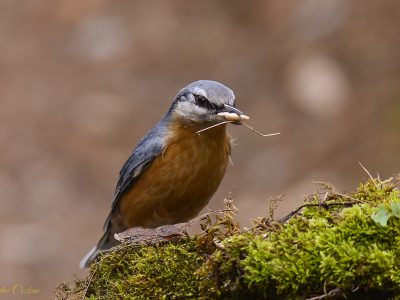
193, 94, 223, 111
194, 95, 208, 107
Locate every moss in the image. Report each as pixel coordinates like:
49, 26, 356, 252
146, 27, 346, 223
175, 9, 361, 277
84, 241, 211, 300
57, 178, 400, 299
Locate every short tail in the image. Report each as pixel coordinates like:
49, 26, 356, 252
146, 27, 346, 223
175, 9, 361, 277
80, 230, 120, 268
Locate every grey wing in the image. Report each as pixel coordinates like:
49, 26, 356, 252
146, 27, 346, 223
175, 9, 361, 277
102, 119, 168, 231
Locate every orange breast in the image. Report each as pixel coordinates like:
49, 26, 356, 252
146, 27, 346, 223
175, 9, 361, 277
117, 120, 231, 229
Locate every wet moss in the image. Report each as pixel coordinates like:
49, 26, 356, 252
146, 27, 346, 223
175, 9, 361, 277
57, 178, 400, 299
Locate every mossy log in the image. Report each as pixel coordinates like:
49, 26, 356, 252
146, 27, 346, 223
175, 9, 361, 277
57, 178, 400, 299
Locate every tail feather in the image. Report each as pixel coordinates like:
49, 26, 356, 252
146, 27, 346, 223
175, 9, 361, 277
80, 230, 120, 268
79, 246, 98, 269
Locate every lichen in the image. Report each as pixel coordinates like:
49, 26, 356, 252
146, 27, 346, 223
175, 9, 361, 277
57, 177, 400, 300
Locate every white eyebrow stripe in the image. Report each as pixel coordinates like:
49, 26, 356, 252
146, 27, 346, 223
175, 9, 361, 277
191, 87, 207, 97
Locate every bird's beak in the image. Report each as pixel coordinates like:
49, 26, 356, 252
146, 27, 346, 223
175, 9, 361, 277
217, 104, 250, 125
222, 104, 244, 115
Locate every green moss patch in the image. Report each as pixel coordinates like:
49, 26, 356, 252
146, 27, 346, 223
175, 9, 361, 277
57, 178, 400, 299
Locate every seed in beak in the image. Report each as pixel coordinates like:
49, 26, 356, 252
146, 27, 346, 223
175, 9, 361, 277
217, 112, 250, 122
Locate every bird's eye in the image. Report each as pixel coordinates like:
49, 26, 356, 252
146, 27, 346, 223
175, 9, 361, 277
194, 95, 208, 107
193, 94, 222, 111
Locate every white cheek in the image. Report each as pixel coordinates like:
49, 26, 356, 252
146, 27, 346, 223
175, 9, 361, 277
175, 102, 207, 119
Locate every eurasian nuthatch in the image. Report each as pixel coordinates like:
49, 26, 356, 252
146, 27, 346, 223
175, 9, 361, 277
80, 80, 248, 268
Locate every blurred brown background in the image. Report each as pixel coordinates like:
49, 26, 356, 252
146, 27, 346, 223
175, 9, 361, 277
1, 0, 399, 299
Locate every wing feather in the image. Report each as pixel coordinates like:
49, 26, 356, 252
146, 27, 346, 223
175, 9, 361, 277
103, 116, 169, 231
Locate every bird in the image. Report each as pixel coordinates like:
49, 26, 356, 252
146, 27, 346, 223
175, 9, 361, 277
80, 80, 248, 268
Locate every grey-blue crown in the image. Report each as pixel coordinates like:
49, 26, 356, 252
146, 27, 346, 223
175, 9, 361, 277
179, 80, 235, 106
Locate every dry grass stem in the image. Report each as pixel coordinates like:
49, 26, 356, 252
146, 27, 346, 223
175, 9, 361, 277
196, 121, 234, 134
241, 121, 281, 137
359, 162, 378, 186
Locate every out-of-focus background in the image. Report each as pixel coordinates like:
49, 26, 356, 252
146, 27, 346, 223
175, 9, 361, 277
1, 1, 399, 298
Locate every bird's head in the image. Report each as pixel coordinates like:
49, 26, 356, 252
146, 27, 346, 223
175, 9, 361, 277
170, 80, 247, 126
